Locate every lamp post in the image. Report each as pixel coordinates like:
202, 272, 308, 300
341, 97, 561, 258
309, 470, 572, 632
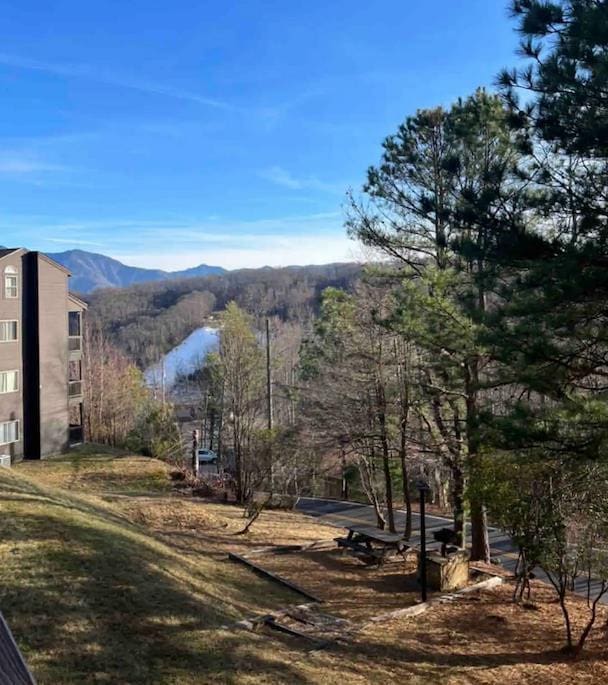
416, 478, 431, 602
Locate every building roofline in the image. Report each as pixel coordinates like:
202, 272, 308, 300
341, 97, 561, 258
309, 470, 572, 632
0, 248, 27, 261
0, 249, 72, 277
68, 292, 88, 310
36, 252, 71, 276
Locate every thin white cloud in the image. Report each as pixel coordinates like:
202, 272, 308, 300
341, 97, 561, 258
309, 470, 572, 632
260, 166, 304, 189
0, 211, 342, 237
259, 165, 346, 194
0, 153, 66, 175
0, 211, 357, 270
0, 52, 232, 111
46, 238, 105, 247
112, 233, 359, 271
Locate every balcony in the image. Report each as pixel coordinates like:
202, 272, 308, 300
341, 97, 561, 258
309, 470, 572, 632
68, 381, 83, 398
68, 336, 81, 352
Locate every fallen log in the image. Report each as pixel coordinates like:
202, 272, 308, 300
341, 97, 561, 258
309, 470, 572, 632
228, 552, 322, 602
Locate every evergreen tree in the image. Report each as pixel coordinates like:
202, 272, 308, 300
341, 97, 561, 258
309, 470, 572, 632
349, 90, 524, 560
485, 0, 608, 463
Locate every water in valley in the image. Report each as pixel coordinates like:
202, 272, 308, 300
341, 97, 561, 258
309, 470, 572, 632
144, 326, 219, 389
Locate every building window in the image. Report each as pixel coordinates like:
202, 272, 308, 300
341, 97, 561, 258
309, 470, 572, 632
0, 370, 18, 394
0, 321, 18, 342
4, 266, 17, 299
68, 360, 82, 382
68, 311, 81, 337
0, 420, 19, 445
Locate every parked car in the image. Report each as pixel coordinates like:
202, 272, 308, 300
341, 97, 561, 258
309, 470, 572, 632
197, 449, 218, 465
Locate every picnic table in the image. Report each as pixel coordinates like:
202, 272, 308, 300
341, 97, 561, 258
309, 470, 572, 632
335, 525, 411, 565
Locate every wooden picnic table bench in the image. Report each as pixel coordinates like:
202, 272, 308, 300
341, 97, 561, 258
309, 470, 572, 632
335, 525, 411, 565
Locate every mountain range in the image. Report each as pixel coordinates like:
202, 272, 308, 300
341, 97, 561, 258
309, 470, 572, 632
46, 249, 226, 293
0, 245, 226, 293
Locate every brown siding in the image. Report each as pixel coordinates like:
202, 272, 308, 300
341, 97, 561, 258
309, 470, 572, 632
37, 256, 69, 457
0, 253, 23, 460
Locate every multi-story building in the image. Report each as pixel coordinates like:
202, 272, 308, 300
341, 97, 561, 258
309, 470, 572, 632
0, 248, 86, 462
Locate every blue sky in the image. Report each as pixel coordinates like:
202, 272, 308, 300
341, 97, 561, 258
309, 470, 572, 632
0, 1, 519, 270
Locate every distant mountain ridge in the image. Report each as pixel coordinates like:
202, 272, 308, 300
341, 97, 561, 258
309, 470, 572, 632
47, 249, 226, 293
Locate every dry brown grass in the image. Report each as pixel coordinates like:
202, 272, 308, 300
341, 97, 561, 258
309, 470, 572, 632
3, 446, 608, 683
346, 581, 608, 684
118, 497, 338, 554
253, 548, 420, 621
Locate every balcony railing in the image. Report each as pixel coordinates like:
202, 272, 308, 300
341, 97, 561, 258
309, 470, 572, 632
68, 381, 83, 397
68, 336, 81, 352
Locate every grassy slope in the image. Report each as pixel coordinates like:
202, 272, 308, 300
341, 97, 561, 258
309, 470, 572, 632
3, 447, 608, 685
0, 448, 306, 684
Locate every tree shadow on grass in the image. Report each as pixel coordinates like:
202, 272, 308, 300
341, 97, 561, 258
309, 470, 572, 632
0, 476, 148, 533
0, 501, 306, 683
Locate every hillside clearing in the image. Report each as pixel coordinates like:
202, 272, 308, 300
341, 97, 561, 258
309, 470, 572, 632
0, 447, 607, 684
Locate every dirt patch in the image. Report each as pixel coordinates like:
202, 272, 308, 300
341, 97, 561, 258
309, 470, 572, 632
250, 548, 421, 621
350, 581, 608, 684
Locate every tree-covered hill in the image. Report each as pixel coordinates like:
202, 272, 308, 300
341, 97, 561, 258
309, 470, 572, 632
87, 261, 361, 367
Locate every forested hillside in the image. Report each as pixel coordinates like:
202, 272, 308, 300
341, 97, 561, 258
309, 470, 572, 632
87, 262, 361, 367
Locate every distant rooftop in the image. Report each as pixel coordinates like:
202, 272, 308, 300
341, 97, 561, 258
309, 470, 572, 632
0, 248, 19, 259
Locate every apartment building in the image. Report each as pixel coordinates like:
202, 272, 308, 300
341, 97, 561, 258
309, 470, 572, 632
0, 248, 86, 462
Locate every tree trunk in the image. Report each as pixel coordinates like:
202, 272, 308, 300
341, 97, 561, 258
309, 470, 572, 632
234, 418, 243, 504
452, 462, 466, 548
465, 360, 490, 562
208, 408, 216, 451
396, 340, 412, 539
470, 501, 490, 562
377, 381, 396, 534
400, 447, 412, 540
358, 454, 386, 530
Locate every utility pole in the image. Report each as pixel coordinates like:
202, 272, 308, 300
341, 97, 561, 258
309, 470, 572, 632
266, 317, 274, 490
266, 318, 273, 431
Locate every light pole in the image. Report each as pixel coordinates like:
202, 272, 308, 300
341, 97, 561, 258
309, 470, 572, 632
417, 478, 431, 602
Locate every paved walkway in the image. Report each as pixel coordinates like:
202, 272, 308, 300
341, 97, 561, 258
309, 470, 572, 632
295, 497, 608, 604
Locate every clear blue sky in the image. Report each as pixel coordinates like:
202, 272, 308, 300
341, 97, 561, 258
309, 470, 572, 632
0, 1, 519, 270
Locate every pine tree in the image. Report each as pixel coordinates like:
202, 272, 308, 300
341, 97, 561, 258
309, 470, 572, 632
349, 90, 524, 560
486, 0, 608, 463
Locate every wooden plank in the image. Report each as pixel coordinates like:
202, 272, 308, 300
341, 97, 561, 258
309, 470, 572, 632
228, 552, 322, 602
0, 612, 36, 685
366, 576, 505, 625
264, 617, 316, 640
245, 544, 304, 557
345, 525, 405, 544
